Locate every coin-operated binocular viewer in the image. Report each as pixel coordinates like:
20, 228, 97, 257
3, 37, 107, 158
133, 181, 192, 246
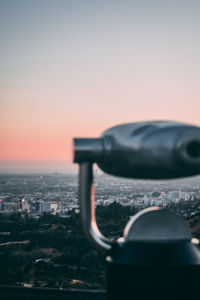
73, 121, 200, 300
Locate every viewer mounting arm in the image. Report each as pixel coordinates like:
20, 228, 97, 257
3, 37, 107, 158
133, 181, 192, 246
79, 162, 112, 251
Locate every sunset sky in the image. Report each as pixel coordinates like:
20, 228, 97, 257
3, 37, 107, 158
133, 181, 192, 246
1, 0, 200, 173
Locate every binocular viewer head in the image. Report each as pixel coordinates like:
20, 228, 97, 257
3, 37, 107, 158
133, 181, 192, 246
73, 120, 200, 251
74, 121, 200, 179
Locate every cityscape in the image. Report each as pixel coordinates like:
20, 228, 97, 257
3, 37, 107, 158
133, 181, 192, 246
0, 172, 200, 290
0, 173, 200, 219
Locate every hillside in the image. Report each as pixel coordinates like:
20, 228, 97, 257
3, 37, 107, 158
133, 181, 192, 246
0, 203, 200, 290
187, 213, 200, 239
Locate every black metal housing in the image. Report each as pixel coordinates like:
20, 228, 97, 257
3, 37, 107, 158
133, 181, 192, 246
74, 121, 200, 179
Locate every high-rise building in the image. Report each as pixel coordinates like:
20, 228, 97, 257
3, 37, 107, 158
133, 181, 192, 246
39, 201, 51, 213
21, 199, 30, 213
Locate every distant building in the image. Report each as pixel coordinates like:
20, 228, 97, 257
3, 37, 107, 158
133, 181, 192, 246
0, 202, 18, 213
39, 201, 51, 213
21, 199, 30, 213
51, 201, 58, 213
36, 201, 58, 214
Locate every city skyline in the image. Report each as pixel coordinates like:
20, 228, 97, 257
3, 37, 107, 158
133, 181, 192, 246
1, 1, 200, 173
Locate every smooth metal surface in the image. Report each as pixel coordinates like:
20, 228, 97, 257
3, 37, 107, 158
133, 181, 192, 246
74, 121, 200, 179
79, 163, 112, 251
124, 207, 192, 242
74, 138, 104, 163
100, 121, 200, 179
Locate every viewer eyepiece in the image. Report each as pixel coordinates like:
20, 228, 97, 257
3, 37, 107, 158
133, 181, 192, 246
73, 138, 104, 163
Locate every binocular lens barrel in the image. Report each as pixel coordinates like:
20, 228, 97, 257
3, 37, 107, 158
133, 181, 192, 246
73, 121, 200, 179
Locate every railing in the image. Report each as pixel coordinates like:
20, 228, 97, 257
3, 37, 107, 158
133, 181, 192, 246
0, 285, 106, 300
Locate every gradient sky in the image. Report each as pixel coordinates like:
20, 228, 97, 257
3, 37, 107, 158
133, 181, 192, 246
1, 0, 200, 172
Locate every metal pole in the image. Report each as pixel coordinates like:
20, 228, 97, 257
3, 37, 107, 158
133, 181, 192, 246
79, 162, 112, 251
